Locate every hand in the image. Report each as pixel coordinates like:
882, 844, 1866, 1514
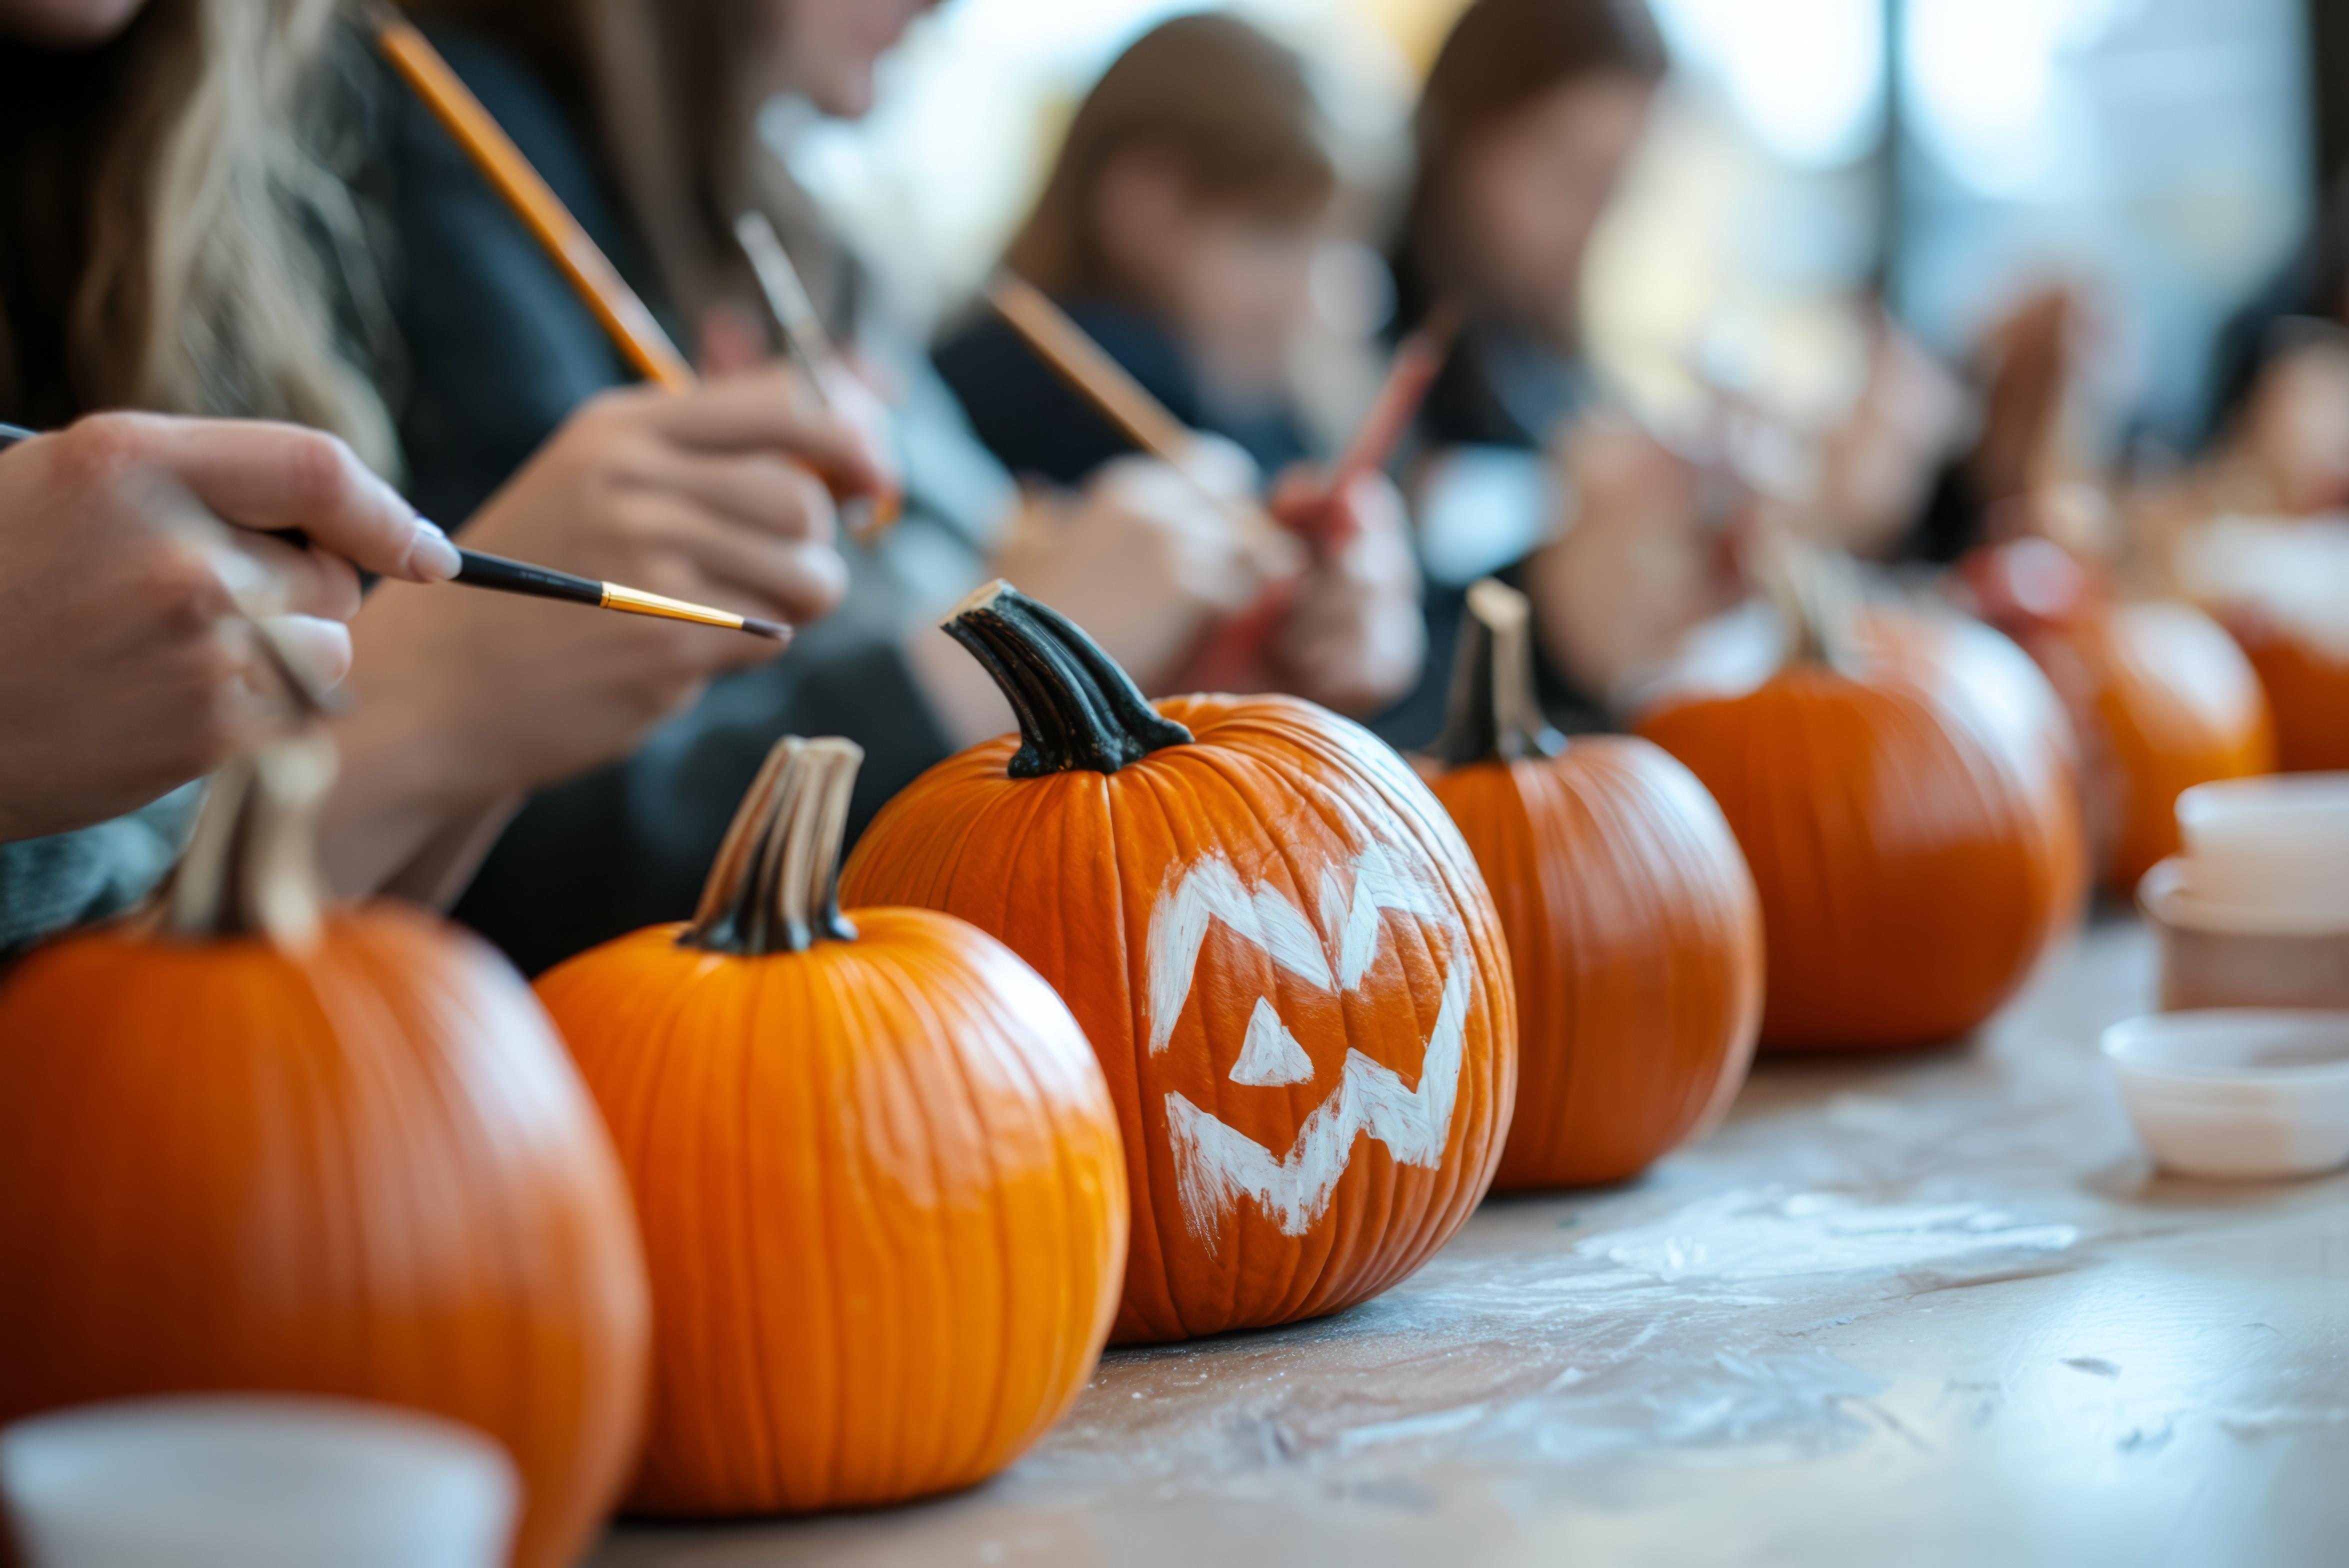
1525, 416, 1740, 704
322, 368, 879, 892
990, 448, 1298, 691
1258, 466, 1424, 715
0, 414, 454, 842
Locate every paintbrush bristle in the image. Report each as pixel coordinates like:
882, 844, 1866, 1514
742, 618, 792, 642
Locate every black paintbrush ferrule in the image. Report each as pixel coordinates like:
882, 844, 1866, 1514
453, 548, 605, 608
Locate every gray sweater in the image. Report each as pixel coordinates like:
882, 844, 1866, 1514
0, 787, 200, 952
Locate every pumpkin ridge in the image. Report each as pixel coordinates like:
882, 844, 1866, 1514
1069, 755, 1176, 1336
1208, 728, 1464, 1320
921, 952, 1037, 1472
1208, 734, 1474, 1314
879, 937, 1018, 1486
1122, 750, 1232, 1340
1166, 738, 1340, 1326
732, 968, 786, 1503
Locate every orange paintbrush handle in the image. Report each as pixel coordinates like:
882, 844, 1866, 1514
376, 14, 894, 524
376, 16, 695, 393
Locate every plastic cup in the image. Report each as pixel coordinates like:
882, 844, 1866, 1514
0, 1396, 516, 1568
2175, 774, 2349, 923
2102, 1010, 2349, 1180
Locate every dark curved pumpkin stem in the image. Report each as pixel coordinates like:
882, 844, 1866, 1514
162, 734, 336, 947
1432, 578, 1564, 767
943, 580, 1192, 778
686, 736, 861, 956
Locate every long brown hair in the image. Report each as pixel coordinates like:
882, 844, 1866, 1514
1004, 13, 1336, 302
1396, 0, 1666, 325
0, 0, 396, 470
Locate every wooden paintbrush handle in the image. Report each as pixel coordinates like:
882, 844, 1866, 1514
374, 16, 694, 392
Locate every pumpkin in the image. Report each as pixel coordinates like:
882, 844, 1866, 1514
2232, 617, 2349, 772
536, 736, 1128, 1514
2174, 515, 2349, 773
1966, 536, 2274, 890
1635, 544, 2084, 1050
0, 736, 648, 1568
841, 582, 1516, 1344
1422, 580, 1762, 1188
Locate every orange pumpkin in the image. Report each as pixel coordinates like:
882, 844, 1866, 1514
0, 738, 648, 1568
536, 736, 1127, 1514
1423, 580, 1762, 1188
1636, 550, 2084, 1050
1966, 538, 2274, 890
842, 583, 1516, 1344
2229, 616, 2349, 772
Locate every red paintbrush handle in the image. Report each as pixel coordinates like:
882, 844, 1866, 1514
1176, 579, 1300, 692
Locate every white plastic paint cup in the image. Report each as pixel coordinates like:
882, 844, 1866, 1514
2175, 774, 2349, 924
2102, 1010, 2349, 1180
0, 1396, 516, 1568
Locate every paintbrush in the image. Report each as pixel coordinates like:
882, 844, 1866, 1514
1330, 304, 1459, 498
374, 9, 878, 526
1294, 303, 1462, 554
985, 272, 1286, 548
372, 12, 692, 391
733, 210, 902, 539
0, 422, 785, 640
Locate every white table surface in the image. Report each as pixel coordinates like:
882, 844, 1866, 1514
593, 920, 2349, 1568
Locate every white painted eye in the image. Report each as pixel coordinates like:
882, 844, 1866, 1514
1228, 996, 1313, 1086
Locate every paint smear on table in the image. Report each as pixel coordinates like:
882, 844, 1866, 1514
1571, 1190, 2082, 1284
1028, 1188, 2086, 1497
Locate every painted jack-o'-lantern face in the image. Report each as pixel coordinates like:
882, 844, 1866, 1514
842, 586, 1516, 1343
1148, 844, 1473, 1248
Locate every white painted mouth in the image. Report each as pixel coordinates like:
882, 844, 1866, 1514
1146, 846, 1473, 1250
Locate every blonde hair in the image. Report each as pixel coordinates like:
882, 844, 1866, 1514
0, 0, 396, 474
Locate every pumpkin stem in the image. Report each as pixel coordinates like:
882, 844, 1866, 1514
161, 734, 338, 947
686, 736, 862, 956
1754, 530, 1862, 670
1432, 577, 1564, 766
942, 579, 1192, 778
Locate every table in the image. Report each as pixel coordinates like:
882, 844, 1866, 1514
594, 922, 2349, 1568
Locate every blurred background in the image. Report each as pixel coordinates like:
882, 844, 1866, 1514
780, 0, 2318, 452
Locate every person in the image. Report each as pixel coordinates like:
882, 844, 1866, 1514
2, 0, 872, 950
934, 10, 1422, 710
934, 14, 1334, 486
1377, 0, 1676, 736
376, 0, 1418, 972
0, 0, 464, 946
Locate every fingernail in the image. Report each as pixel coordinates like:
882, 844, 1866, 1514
410, 518, 464, 582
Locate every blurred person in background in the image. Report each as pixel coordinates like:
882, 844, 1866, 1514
0, 0, 866, 950
1377, 0, 1700, 734
2196, 175, 2349, 516
377, 0, 1415, 972
934, 10, 1422, 717
936, 14, 1336, 486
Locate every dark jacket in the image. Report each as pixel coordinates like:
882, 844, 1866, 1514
358, 26, 1007, 974
1372, 296, 1604, 749
935, 298, 1312, 485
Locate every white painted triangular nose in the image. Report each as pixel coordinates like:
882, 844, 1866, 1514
1228, 996, 1315, 1086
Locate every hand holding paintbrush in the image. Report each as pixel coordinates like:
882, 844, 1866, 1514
986, 274, 1440, 706
0, 414, 433, 840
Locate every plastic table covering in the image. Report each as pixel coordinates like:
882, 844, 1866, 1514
592, 920, 2349, 1568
